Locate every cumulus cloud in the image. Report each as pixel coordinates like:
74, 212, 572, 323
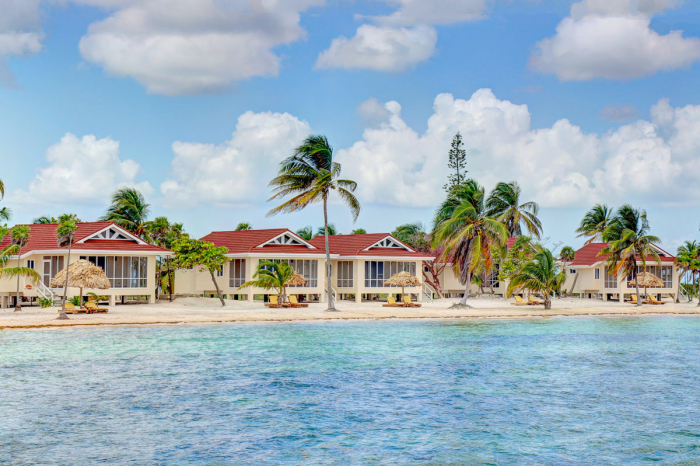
13, 133, 152, 205
316, 0, 486, 71
77, 0, 323, 95
159, 110, 311, 208
316, 25, 436, 72
531, 0, 700, 81
336, 89, 696, 209
0, 0, 44, 86
600, 104, 641, 122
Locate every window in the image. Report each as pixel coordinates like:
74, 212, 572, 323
484, 267, 500, 288
570, 268, 576, 274
43, 256, 65, 287
628, 265, 673, 289
229, 259, 246, 288
80, 256, 148, 288
337, 261, 354, 288
604, 266, 617, 289
261, 259, 318, 287
27, 260, 35, 270
595, 268, 600, 280
364, 261, 417, 288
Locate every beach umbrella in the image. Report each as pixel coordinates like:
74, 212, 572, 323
628, 272, 664, 299
50, 260, 110, 306
384, 271, 421, 298
286, 273, 306, 287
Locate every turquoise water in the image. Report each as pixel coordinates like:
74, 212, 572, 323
2, 318, 700, 465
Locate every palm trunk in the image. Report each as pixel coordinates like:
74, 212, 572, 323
209, 269, 225, 307
676, 270, 685, 303
14, 245, 22, 311
458, 248, 473, 308
323, 194, 336, 311
633, 263, 641, 307
155, 258, 161, 300
544, 291, 552, 309
569, 272, 579, 297
281, 285, 288, 305
56, 245, 72, 320
168, 257, 174, 301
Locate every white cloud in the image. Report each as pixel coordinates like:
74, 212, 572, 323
0, 0, 44, 86
13, 133, 152, 205
336, 89, 698, 209
317, 0, 486, 71
315, 25, 436, 72
77, 0, 323, 95
159, 110, 311, 208
600, 104, 641, 122
531, 0, 700, 81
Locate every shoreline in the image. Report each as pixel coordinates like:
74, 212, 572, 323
2, 297, 700, 330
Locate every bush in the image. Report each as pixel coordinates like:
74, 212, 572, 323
39, 297, 53, 308
69, 296, 82, 306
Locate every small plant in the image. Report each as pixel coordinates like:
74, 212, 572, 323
69, 296, 82, 307
39, 297, 53, 308
87, 292, 107, 303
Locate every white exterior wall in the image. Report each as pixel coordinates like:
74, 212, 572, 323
563, 263, 680, 300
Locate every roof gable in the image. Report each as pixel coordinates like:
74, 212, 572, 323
567, 242, 675, 267
363, 235, 413, 252
77, 224, 147, 245
256, 231, 315, 249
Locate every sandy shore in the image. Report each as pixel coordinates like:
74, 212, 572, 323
1, 297, 700, 330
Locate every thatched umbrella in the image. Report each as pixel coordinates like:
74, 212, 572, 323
384, 271, 421, 299
628, 272, 664, 299
282, 273, 306, 303
50, 260, 110, 306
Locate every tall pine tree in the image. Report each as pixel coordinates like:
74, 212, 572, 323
444, 132, 467, 191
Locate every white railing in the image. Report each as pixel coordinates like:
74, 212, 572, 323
35, 281, 56, 303
423, 282, 434, 303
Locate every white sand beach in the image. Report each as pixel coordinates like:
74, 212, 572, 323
2, 297, 700, 330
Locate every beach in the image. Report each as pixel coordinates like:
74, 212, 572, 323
2, 297, 699, 329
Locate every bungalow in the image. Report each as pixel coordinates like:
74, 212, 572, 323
0, 222, 170, 308
561, 242, 679, 302
174, 229, 434, 302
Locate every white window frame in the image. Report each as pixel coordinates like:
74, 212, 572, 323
337, 261, 354, 288
229, 259, 246, 288
595, 268, 600, 280
80, 255, 148, 289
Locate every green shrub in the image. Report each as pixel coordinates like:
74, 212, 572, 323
39, 297, 53, 308
69, 296, 82, 306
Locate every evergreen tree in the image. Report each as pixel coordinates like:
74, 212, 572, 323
444, 132, 467, 191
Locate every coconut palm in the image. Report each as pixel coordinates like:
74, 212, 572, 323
0, 227, 40, 306
350, 228, 367, 235
576, 204, 613, 244
33, 214, 82, 224
559, 246, 575, 263
432, 179, 507, 307
600, 205, 661, 307
10, 225, 30, 311
239, 260, 297, 304
0, 207, 11, 223
485, 181, 542, 238
99, 188, 151, 238
392, 222, 425, 244
0, 178, 4, 199
508, 247, 566, 309
268, 135, 360, 311
677, 240, 700, 303
296, 226, 314, 241
146, 217, 171, 298
235, 222, 253, 231
315, 223, 337, 237
56, 219, 78, 320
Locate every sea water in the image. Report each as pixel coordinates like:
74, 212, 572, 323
1, 317, 700, 465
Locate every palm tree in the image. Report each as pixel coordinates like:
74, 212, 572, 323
576, 204, 613, 244
508, 247, 566, 309
268, 135, 360, 311
146, 217, 171, 299
433, 179, 507, 307
0, 227, 40, 305
33, 214, 82, 224
485, 181, 542, 238
296, 226, 314, 241
559, 246, 575, 263
56, 219, 78, 320
392, 222, 425, 244
10, 225, 30, 311
676, 241, 698, 302
0, 178, 4, 199
0, 207, 11, 223
315, 223, 337, 237
239, 260, 297, 304
235, 222, 253, 231
600, 205, 661, 307
99, 188, 151, 238
350, 228, 367, 235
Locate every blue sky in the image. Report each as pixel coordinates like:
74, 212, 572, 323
1, 0, 700, 252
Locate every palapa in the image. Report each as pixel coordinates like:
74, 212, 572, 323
384, 271, 421, 299
286, 273, 306, 287
628, 272, 664, 300
50, 260, 110, 306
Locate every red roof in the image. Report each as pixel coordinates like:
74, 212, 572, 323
1, 222, 169, 255
567, 242, 675, 267
309, 233, 433, 258
507, 237, 517, 249
201, 229, 321, 255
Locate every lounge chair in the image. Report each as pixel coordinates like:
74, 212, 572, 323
510, 296, 529, 306
402, 296, 421, 308
57, 302, 81, 314
528, 295, 544, 305
383, 297, 400, 307
629, 294, 643, 305
288, 296, 308, 308
85, 301, 108, 313
647, 295, 666, 305
265, 296, 283, 308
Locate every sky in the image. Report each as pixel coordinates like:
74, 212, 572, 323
1, 0, 700, 252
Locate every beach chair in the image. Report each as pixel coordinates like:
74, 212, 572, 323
402, 296, 421, 308
510, 296, 530, 306
629, 294, 643, 305
265, 296, 283, 308
288, 296, 308, 308
85, 301, 108, 313
528, 295, 544, 305
57, 302, 80, 314
383, 297, 400, 307
647, 295, 666, 305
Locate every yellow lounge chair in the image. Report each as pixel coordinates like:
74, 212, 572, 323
57, 302, 80, 314
264, 296, 283, 308
288, 296, 308, 308
528, 295, 544, 305
383, 297, 400, 307
85, 301, 108, 313
510, 296, 530, 306
402, 296, 421, 308
647, 295, 666, 305
629, 294, 643, 305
